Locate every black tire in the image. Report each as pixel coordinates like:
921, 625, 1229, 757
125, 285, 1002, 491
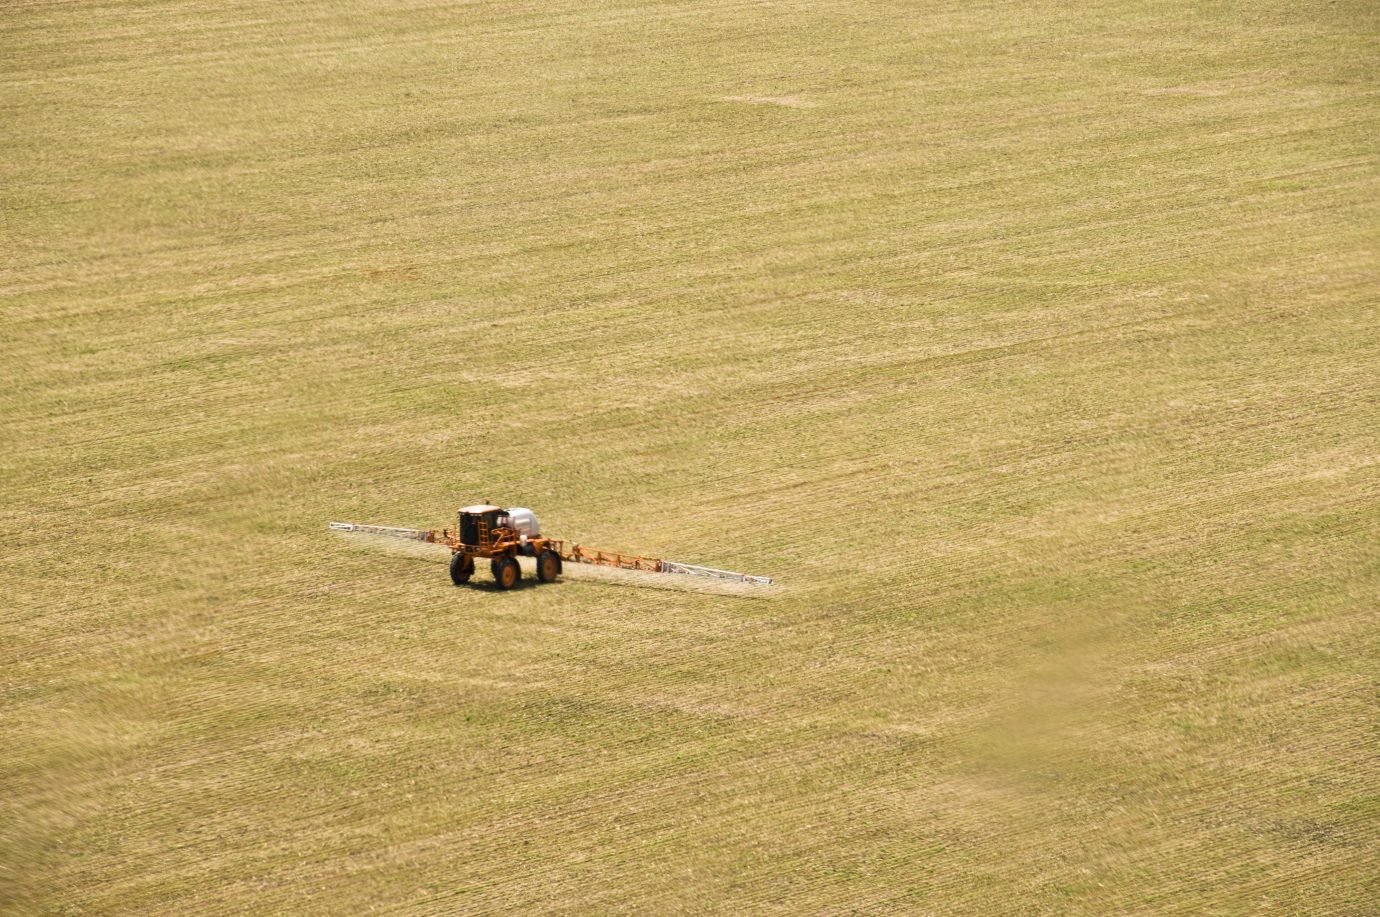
450, 552, 474, 585
536, 549, 561, 583
491, 555, 520, 590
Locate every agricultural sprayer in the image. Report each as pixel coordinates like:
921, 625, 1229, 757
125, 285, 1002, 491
330, 504, 772, 590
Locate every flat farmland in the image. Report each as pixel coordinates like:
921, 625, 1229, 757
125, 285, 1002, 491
3, 0, 1377, 912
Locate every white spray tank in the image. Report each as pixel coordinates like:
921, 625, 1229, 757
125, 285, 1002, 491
505, 507, 540, 539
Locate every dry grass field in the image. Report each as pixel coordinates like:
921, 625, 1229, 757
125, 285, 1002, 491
3, 0, 1378, 912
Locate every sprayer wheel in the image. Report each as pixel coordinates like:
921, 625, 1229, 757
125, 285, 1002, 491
491, 555, 520, 590
450, 552, 474, 585
536, 549, 561, 583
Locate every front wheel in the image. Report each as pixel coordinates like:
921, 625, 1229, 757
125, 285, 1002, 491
491, 555, 520, 590
536, 549, 561, 583
450, 552, 474, 585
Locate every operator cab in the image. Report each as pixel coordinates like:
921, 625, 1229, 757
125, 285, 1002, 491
458, 504, 505, 546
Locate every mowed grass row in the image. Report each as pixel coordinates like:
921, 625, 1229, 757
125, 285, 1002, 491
3, 0, 1377, 912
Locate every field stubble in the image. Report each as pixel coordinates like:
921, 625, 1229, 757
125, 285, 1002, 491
2, 0, 1378, 913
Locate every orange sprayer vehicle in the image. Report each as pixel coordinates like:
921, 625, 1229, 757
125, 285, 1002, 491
330, 504, 772, 590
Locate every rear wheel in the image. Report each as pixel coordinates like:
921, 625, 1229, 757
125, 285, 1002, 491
491, 555, 520, 590
450, 552, 474, 585
536, 549, 561, 583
